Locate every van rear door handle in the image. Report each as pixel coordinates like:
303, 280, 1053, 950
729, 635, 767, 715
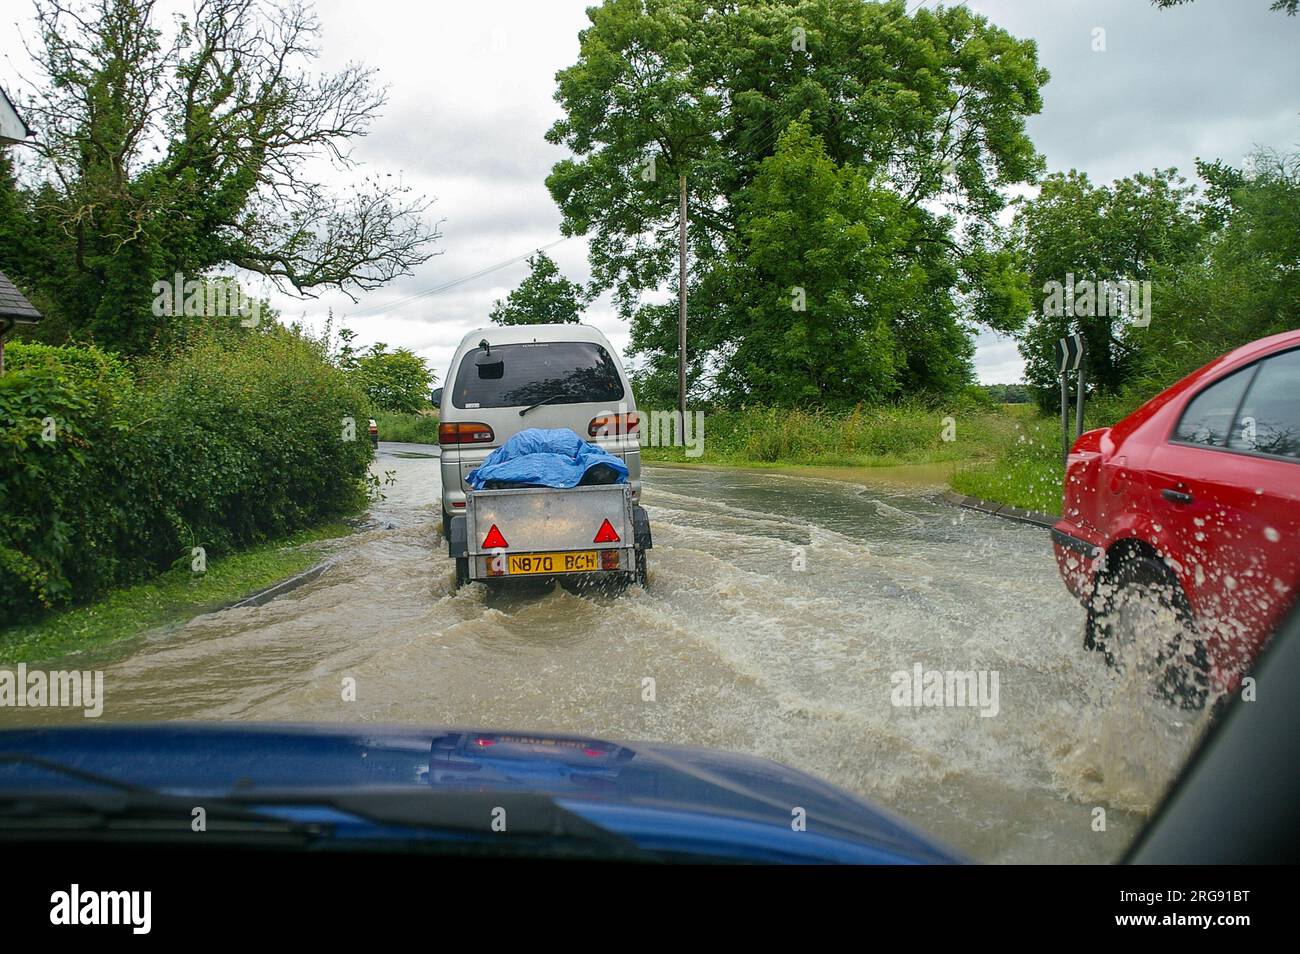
1161, 488, 1194, 505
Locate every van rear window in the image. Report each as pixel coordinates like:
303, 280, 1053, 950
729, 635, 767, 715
451, 341, 625, 409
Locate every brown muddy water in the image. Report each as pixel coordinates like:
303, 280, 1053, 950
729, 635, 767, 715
3, 446, 1211, 863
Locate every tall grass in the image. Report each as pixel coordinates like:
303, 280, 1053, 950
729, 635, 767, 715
641, 401, 1021, 467
951, 413, 1065, 515
949, 400, 1139, 517
375, 410, 440, 444
637, 401, 1072, 514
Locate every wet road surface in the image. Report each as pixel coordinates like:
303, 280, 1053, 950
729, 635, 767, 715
7, 444, 1211, 862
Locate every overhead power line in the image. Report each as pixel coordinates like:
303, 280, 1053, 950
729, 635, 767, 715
343, 1, 952, 323
342, 235, 573, 319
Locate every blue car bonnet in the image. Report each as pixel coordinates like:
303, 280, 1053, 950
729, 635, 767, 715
466, 427, 629, 490
0, 723, 964, 863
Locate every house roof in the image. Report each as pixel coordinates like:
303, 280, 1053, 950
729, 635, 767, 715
0, 86, 33, 143
0, 270, 42, 322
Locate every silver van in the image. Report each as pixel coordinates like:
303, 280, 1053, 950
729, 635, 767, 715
433, 324, 649, 586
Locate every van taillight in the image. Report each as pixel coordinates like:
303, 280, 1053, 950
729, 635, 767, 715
588, 412, 639, 437
439, 422, 495, 444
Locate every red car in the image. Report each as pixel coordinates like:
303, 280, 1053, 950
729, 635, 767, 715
1053, 330, 1300, 706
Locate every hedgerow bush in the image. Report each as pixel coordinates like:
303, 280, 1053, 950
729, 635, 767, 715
0, 343, 136, 612
1, 330, 374, 623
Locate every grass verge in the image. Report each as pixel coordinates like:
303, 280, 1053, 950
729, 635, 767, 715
951, 412, 1065, 516
375, 410, 440, 444
640, 403, 1023, 468
639, 403, 1068, 516
0, 521, 352, 666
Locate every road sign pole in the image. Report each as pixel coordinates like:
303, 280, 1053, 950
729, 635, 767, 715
1075, 357, 1086, 441
1057, 332, 1086, 466
1061, 370, 1070, 466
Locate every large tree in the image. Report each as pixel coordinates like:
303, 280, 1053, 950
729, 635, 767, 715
706, 120, 903, 405
489, 252, 587, 326
1153, 0, 1298, 15
546, 0, 1047, 405
1130, 152, 1300, 399
350, 343, 435, 414
1010, 168, 1204, 407
4, 0, 439, 354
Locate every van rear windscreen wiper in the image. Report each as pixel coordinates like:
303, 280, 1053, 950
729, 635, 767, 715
519, 393, 571, 416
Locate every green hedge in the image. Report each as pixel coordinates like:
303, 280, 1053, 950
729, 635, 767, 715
1, 332, 374, 623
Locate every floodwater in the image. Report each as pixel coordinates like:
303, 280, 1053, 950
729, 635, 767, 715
4, 446, 1212, 863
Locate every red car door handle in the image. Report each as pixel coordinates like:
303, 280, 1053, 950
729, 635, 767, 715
1162, 488, 1194, 505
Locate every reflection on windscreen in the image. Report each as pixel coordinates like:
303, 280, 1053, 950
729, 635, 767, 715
452, 342, 624, 409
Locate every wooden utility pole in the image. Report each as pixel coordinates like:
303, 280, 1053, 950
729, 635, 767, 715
678, 172, 688, 420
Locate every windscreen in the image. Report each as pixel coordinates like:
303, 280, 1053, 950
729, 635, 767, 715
451, 341, 624, 409
9, 0, 1300, 892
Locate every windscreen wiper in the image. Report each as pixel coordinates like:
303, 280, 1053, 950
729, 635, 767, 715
519, 393, 571, 416
0, 753, 152, 795
0, 756, 655, 859
0, 754, 329, 843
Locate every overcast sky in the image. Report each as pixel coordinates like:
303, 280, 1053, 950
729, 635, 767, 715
3, 0, 1298, 383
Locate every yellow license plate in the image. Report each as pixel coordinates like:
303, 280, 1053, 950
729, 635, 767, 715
506, 551, 600, 575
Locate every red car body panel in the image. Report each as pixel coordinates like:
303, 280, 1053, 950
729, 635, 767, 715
1053, 330, 1300, 689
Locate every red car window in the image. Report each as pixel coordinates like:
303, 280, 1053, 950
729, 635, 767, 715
1173, 364, 1256, 448
1230, 348, 1300, 460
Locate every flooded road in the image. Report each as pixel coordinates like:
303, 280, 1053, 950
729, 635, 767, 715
7, 446, 1210, 862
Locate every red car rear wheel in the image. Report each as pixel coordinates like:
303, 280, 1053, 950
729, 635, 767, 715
1090, 553, 1209, 710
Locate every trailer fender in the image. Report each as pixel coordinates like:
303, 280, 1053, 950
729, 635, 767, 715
633, 506, 653, 550
448, 515, 468, 558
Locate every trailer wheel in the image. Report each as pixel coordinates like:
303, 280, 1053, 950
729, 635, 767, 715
632, 548, 648, 587
454, 557, 470, 589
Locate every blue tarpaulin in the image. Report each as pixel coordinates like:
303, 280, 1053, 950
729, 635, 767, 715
466, 428, 629, 490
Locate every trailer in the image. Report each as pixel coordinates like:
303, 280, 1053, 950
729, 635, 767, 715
447, 483, 651, 588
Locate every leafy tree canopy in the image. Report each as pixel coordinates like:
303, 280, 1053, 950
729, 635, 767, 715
489, 252, 587, 326
546, 0, 1049, 407
350, 343, 436, 414
0, 0, 441, 355
1010, 168, 1203, 407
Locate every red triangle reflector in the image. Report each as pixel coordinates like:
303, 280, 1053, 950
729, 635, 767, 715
482, 524, 508, 549
593, 518, 620, 544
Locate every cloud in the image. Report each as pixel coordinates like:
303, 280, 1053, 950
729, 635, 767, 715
972, 331, 1026, 385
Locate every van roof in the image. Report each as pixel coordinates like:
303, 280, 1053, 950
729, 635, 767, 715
454, 323, 612, 350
